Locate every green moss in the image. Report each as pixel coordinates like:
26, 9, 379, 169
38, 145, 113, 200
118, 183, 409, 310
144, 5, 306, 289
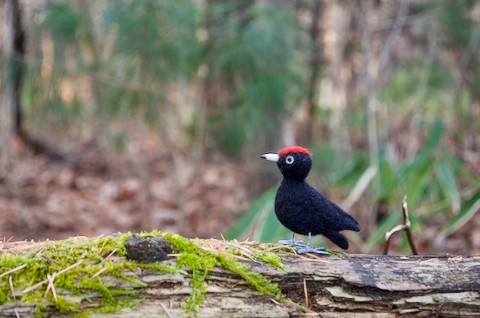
0, 233, 137, 316
251, 250, 285, 269
159, 233, 218, 314
1, 231, 286, 317
34, 304, 48, 318
158, 232, 283, 314
217, 254, 281, 297
94, 298, 142, 313
326, 249, 347, 258
51, 295, 79, 314
139, 262, 186, 275
225, 245, 285, 269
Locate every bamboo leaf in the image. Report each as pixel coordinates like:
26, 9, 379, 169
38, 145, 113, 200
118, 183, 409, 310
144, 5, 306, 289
258, 207, 289, 243
367, 212, 402, 248
330, 153, 369, 187
435, 161, 461, 212
342, 165, 377, 210
405, 159, 433, 207
438, 191, 480, 239
226, 187, 276, 240
378, 155, 396, 200
424, 120, 444, 151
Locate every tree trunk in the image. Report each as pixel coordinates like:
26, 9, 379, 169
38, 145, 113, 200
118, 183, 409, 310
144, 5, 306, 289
3, 0, 65, 161
303, 0, 323, 146
4, 0, 25, 137
1, 239, 479, 317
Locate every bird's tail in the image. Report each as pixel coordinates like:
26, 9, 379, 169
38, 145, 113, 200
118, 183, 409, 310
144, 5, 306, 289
325, 231, 349, 250
342, 213, 360, 232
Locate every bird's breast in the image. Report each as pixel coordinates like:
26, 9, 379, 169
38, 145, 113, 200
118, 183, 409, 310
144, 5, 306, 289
274, 181, 325, 235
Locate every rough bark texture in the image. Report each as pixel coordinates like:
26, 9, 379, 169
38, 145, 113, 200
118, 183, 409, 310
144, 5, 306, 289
1, 253, 479, 317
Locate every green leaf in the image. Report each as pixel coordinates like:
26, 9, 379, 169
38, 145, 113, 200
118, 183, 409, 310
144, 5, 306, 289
435, 161, 461, 212
258, 207, 290, 243
226, 187, 276, 240
404, 157, 433, 207
399, 147, 430, 180
378, 154, 396, 200
417, 199, 451, 215
329, 153, 369, 188
439, 191, 480, 239
424, 120, 444, 151
367, 212, 402, 248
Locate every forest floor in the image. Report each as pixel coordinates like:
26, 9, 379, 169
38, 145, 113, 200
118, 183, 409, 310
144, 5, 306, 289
1, 136, 479, 255
0, 137, 248, 243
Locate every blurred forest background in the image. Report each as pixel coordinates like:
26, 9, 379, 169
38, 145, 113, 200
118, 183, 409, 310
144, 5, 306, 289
1, 0, 480, 254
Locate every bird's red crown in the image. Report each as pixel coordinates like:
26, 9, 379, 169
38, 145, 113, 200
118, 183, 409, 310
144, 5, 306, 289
278, 146, 312, 158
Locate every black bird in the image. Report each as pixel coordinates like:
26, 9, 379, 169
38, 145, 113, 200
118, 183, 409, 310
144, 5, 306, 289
261, 146, 359, 253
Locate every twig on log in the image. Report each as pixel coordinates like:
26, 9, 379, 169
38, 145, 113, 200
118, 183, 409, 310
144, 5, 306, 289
303, 278, 309, 309
383, 196, 419, 255
45, 274, 57, 302
159, 302, 173, 318
8, 276, 16, 298
22, 260, 83, 294
0, 264, 27, 279
92, 266, 108, 278
101, 248, 118, 263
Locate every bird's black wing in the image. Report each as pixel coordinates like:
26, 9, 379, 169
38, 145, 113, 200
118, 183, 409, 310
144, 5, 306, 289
307, 183, 360, 232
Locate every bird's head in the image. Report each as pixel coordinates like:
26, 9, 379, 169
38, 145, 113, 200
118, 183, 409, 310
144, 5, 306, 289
261, 146, 312, 181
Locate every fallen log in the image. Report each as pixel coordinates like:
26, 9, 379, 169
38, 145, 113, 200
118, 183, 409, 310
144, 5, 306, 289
0, 233, 479, 317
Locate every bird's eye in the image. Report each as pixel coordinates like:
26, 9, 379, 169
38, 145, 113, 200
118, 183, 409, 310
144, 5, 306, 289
285, 155, 294, 164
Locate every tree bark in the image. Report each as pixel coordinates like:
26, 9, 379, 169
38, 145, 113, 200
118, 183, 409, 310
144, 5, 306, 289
4, 0, 25, 137
1, 250, 479, 317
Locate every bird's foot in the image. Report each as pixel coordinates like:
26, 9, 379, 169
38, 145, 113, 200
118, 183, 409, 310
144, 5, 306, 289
278, 239, 305, 248
295, 245, 330, 255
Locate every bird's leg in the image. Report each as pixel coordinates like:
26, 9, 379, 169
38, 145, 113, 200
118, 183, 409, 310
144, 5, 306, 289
278, 232, 305, 248
296, 233, 330, 255
306, 232, 314, 248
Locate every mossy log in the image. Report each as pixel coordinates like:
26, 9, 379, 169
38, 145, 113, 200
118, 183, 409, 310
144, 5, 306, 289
1, 234, 479, 317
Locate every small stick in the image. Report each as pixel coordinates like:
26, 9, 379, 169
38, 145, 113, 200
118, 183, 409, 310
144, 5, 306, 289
383, 196, 418, 255
303, 278, 309, 309
92, 267, 108, 279
45, 274, 58, 302
9, 276, 16, 298
159, 302, 173, 318
23, 260, 83, 294
270, 298, 281, 305
101, 248, 118, 263
281, 298, 317, 314
402, 199, 419, 255
0, 264, 27, 279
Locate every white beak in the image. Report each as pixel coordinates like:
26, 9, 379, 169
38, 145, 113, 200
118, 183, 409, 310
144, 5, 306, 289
261, 153, 279, 162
